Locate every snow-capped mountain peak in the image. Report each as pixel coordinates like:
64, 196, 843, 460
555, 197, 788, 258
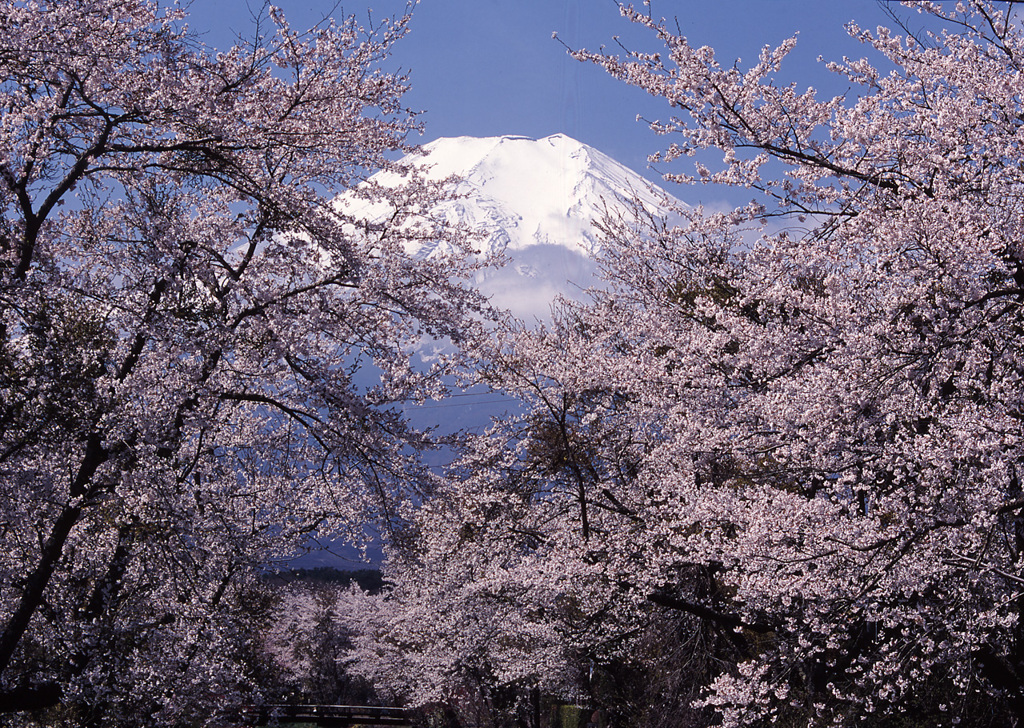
340, 133, 684, 319
393, 132, 677, 257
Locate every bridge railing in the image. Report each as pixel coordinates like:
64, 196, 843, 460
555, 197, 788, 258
228, 703, 412, 727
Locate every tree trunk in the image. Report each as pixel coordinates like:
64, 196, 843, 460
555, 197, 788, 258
0, 434, 107, 679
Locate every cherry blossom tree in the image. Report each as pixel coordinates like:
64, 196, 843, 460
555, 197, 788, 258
349, 2, 1024, 726
264, 582, 378, 705
0, 0, 485, 724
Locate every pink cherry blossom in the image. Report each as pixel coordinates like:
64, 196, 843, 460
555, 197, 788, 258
0, 0, 485, 723
347, 3, 1024, 726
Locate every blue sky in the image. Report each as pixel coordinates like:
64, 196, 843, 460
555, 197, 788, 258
184, 1, 905, 207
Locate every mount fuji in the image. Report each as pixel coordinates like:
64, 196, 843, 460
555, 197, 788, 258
348, 133, 684, 320
304, 135, 685, 566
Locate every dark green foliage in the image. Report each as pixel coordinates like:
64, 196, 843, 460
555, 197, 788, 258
264, 568, 385, 594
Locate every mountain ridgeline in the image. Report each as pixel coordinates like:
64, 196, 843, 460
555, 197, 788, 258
348, 133, 684, 320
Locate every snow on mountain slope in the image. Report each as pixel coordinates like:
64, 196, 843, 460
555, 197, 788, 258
403, 133, 677, 257
342, 133, 685, 319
